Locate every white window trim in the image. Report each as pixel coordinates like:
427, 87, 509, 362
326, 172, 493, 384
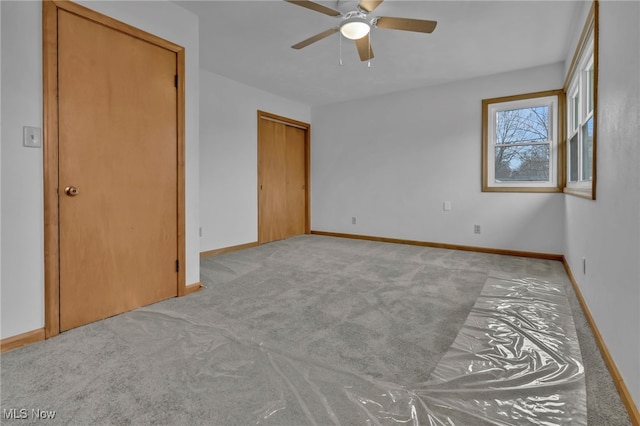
566, 35, 595, 190
483, 93, 560, 191
563, 0, 597, 200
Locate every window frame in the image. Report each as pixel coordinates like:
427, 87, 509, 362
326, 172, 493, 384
482, 90, 563, 193
564, 1, 598, 200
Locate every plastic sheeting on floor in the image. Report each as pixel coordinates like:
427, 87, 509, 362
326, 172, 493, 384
346, 275, 587, 425
103, 274, 585, 425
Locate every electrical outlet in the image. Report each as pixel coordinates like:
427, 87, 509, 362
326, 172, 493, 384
199, 227, 203, 237
352, 217, 356, 225
474, 224, 481, 234
443, 201, 451, 211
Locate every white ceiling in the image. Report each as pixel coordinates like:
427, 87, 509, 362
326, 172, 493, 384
174, 0, 583, 106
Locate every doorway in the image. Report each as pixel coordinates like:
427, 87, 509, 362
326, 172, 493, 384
43, 1, 186, 335
257, 111, 310, 244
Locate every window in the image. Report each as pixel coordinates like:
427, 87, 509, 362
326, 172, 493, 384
564, 2, 597, 199
482, 91, 562, 192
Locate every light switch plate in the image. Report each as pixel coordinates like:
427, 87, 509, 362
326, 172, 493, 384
23, 126, 42, 148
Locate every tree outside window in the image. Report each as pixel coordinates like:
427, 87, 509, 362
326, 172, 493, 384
482, 90, 562, 192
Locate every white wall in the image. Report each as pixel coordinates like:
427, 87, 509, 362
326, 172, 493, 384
311, 63, 565, 254
199, 69, 311, 252
564, 1, 640, 407
564, 1, 593, 78
0, 0, 4, 337
1, 0, 46, 339
0, 0, 200, 339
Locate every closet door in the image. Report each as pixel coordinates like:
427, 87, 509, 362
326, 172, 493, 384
258, 112, 309, 244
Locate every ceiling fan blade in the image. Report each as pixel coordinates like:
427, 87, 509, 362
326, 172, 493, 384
355, 34, 374, 61
292, 28, 339, 49
375, 16, 437, 33
358, 0, 384, 13
284, 0, 341, 17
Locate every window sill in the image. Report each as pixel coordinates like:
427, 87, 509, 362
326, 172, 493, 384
483, 185, 562, 193
563, 186, 595, 200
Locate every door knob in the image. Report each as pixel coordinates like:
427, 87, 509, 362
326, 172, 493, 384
64, 186, 79, 196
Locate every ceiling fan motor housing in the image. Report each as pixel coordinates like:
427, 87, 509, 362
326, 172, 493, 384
340, 11, 371, 40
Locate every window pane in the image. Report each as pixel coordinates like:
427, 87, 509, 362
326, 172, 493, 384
495, 144, 550, 182
586, 65, 594, 114
573, 96, 579, 131
496, 106, 549, 144
582, 117, 593, 181
569, 134, 578, 182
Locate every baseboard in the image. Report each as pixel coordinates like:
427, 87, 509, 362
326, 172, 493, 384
184, 281, 203, 295
0, 328, 46, 353
562, 258, 640, 425
200, 241, 259, 259
310, 230, 564, 261
2, 282, 203, 353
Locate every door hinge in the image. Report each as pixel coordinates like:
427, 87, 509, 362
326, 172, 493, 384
175, 259, 180, 272
174, 74, 178, 88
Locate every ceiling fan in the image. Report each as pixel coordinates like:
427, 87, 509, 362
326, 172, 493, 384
284, 0, 437, 62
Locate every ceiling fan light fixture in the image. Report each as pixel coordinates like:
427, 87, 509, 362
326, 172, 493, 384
340, 18, 370, 40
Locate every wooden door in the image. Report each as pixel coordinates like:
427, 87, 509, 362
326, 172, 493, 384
258, 112, 309, 244
284, 125, 307, 237
57, 9, 179, 331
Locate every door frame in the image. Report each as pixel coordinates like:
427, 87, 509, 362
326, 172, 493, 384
257, 111, 311, 244
42, 0, 186, 338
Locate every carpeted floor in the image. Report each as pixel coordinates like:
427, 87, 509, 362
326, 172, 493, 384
0, 235, 631, 425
